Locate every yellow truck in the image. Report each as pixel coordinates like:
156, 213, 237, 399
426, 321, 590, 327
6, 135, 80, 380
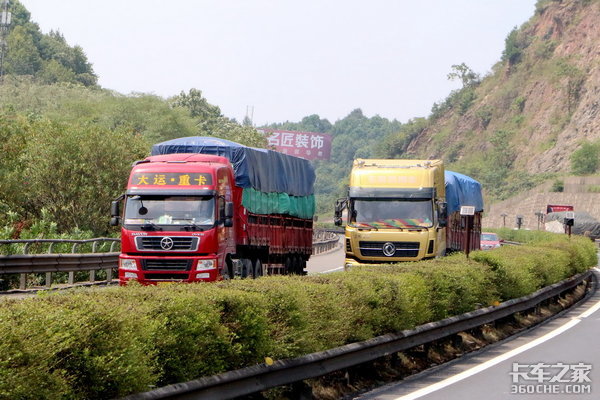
334, 159, 483, 266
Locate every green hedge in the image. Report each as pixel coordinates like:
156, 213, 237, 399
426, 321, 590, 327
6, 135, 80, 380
0, 233, 595, 398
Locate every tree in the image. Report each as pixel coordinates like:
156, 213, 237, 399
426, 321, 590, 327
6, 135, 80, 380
502, 27, 530, 67
17, 120, 149, 233
447, 63, 480, 88
170, 89, 221, 120
5, 26, 42, 75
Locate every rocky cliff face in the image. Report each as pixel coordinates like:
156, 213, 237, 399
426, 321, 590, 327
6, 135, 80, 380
406, 0, 600, 178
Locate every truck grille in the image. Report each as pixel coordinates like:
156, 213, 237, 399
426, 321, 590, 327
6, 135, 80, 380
358, 241, 420, 258
136, 236, 199, 251
142, 259, 192, 271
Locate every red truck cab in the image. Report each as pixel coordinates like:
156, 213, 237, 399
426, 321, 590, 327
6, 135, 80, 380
114, 154, 237, 284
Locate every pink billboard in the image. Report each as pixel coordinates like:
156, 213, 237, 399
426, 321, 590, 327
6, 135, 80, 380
259, 129, 332, 161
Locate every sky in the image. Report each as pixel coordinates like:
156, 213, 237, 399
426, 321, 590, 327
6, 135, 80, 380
21, 0, 538, 126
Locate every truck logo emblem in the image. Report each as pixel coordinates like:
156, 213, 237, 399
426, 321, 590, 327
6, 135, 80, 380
160, 237, 174, 250
382, 242, 396, 257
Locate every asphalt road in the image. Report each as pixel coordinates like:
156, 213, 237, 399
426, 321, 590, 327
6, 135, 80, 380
306, 236, 345, 274
357, 268, 600, 400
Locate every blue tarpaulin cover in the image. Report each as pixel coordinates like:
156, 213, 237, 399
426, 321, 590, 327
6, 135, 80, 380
445, 171, 484, 214
151, 137, 316, 197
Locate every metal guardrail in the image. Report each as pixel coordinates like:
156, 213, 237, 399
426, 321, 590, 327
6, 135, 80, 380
0, 233, 338, 290
0, 238, 120, 290
121, 269, 595, 400
312, 230, 340, 255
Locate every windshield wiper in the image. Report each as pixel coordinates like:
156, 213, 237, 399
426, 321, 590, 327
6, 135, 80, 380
353, 223, 379, 231
182, 224, 205, 232
141, 222, 161, 231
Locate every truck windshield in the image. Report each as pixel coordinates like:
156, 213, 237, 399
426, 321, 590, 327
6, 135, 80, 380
124, 195, 215, 228
351, 199, 433, 228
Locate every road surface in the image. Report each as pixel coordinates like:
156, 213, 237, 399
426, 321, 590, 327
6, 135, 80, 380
307, 235, 344, 274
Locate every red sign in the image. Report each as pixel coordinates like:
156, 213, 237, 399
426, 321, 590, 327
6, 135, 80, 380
547, 204, 574, 213
259, 129, 332, 161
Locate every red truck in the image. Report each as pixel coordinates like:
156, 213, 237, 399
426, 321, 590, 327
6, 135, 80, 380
110, 137, 316, 284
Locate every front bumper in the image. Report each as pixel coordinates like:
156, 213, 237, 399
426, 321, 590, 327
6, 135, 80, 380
118, 254, 219, 285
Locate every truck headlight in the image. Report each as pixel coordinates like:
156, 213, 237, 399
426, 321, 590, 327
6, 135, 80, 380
196, 259, 216, 271
120, 258, 138, 271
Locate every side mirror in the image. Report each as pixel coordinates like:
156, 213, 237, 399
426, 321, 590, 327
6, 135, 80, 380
224, 218, 233, 228
225, 202, 234, 219
334, 198, 348, 227
110, 200, 120, 218
110, 216, 121, 227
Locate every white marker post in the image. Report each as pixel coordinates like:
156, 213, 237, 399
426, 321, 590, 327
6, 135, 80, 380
460, 206, 475, 258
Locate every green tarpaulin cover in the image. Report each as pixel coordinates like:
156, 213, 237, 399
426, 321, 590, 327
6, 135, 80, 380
241, 188, 315, 219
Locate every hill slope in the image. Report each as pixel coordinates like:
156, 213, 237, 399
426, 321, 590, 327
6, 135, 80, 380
382, 0, 600, 201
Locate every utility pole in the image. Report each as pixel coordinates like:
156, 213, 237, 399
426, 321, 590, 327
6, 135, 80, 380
0, 0, 11, 84
244, 105, 254, 126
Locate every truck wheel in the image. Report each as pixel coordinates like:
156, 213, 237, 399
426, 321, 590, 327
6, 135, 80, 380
241, 258, 252, 278
284, 256, 293, 275
253, 259, 263, 278
298, 257, 307, 275
223, 256, 234, 279
288, 255, 301, 275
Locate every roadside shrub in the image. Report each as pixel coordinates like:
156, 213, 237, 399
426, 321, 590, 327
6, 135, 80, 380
327, 268, 433, 337
0, 292, 158, 399
143, 286, 232, 385
471, 247, 541, 300
0, 231, 595, 399
406, 255, 497, 319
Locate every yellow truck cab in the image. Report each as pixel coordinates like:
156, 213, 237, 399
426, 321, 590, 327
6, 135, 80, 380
334, 159, 448, 266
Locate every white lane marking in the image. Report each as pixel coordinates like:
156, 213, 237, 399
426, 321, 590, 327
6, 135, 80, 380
393, 270, 600, 400
320, 266, 344, 274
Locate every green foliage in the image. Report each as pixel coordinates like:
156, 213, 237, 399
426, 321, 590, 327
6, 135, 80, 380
502, 27, 531, 67
0, 79, 270, 235
0, 113, 148, 234
534, 39, 557, 59
551, 179, 564, 192
570, 140, 600, 175
475, 106, 493, 129
447, 63, 480, 88
511, 96, 526, 113
3, 1, 97, 86
587, 185, 600, 193
0, 232, 594, 398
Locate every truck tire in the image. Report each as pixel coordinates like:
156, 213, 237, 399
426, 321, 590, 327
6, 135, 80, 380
289, 255, 302, 275
284, 256, 293, 275
224, 256, 234, 279
253, 258, 264, 278
298, 257, 307, 275
241, 258, 252, 278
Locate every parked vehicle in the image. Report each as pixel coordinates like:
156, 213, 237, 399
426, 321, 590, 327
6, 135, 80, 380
480, 232, 501, 250
111, 137, 316, 284
334, 159, 483, 266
